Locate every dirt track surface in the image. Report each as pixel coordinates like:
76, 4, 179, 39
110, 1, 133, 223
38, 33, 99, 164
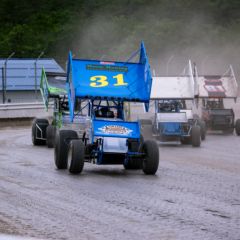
0, 127, 239, 240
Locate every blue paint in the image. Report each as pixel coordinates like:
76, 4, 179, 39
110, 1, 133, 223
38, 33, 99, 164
67, 42, 152, 122
161, 122, 183, 136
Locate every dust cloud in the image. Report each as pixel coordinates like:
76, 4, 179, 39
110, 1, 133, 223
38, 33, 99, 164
69, 3, 240, 81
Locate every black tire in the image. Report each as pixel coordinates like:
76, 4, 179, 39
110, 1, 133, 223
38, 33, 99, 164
67, 140, 85, 174
191, 126, 201, 147
32, 118, 48, 145
142, 140, 159, 175
235, 119, 240, 136
46, 125, 56, 148
54, 130, 78, 169
198, 120, 206, 140
180, 137, 191, 145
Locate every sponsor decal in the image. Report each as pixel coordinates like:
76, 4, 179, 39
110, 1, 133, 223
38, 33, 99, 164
86, 64, 128, 72
204, 78, 226, 97
98, 125, 133, 135
100, 61, 115, 65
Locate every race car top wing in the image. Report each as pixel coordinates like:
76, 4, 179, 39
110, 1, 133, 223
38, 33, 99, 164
197, 65, 238, 99
151, 60, 196, 100
67, 41, 152, 121
40, 68, 67, 110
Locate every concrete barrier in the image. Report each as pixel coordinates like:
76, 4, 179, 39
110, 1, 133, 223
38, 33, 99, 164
0, 102, 53, 127
0, 102, 52, 119
0, 234, 45, 240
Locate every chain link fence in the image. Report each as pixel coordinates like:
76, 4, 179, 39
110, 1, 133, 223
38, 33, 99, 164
0, 58, 64, 104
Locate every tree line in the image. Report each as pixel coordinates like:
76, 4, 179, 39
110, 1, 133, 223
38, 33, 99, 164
0, 0, 239, 73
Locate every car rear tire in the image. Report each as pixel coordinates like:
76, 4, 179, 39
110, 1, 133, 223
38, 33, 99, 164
68, 140, 85, 174
32, 118, 48, 145
46, 125, 56, 148
191, 126, 201, 147
54, 130, 78, 169
235, 119, 240, 136
142, 140, 159, 175
198, 120, 206, 140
